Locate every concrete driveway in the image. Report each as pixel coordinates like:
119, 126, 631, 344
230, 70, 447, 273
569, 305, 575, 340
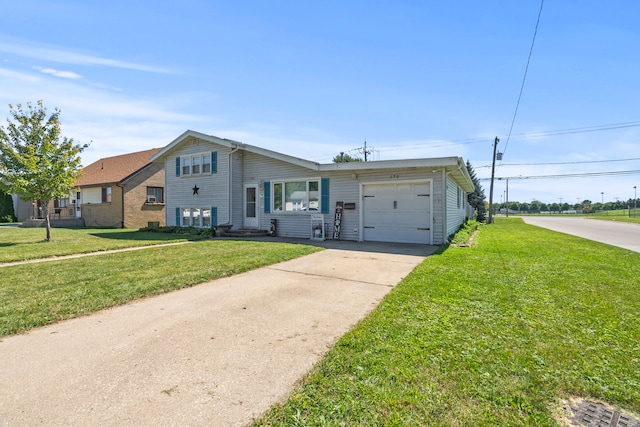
0, 241, 433, 426
522, 216, 640, 253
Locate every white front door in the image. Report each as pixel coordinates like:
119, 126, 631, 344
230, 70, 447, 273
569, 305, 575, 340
244, 184, 259, 229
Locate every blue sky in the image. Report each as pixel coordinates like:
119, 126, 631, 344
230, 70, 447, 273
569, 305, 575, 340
1, 1, 639, 205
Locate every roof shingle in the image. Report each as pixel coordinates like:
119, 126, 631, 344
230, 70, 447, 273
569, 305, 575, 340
75, 148, 163, 187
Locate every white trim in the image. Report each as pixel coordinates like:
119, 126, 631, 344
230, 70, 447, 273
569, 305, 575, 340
243, 183, 259, 229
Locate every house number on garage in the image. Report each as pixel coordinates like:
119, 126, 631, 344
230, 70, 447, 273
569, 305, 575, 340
389, 174, 400, 179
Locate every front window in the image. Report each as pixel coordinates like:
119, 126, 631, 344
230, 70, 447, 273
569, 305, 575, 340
202, 208, 211, 227
273, 183, 283, 211
180, 153, 212, 176
182, 208, 191, 226
180, 207, 212, 227
202, 154, 211, 174
102, 187, 112, 203
272, 179, 320, 212
54, 198, 69, 208
146, 187, 164, 203
192, 156, 200, 174
182, 157, 191, 176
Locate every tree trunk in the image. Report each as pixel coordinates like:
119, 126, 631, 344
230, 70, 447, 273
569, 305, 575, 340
41, 201, 52, 241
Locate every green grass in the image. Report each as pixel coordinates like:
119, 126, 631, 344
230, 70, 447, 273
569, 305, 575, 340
589, 209, 640, 224
0, 240, 320, 337
255, 218, 640, 426
0, 227, 199, 262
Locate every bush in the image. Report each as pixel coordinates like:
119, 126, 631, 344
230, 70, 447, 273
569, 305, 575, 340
1, 214, 16, 223
137, 225, 215, 238
449, 220, 480, 245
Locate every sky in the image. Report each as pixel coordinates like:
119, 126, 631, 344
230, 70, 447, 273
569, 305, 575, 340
1, 1, 639, 206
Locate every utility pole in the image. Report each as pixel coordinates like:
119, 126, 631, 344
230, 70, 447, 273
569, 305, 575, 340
488, 137, 499, 224
364, 140, 367, 162
505, 178, 509, 218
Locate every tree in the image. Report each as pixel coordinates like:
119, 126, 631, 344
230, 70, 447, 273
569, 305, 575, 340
465, 160, 487, 222
0, 188, 16, 222
530, 200, 541, 213
0, 101, 87, 241
332, 152, 362, 163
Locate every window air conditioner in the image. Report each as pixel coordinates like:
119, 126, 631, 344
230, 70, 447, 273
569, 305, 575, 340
147, 195, 156, 203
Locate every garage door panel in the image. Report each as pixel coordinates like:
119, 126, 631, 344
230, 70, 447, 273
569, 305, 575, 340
363, 182, 431, 244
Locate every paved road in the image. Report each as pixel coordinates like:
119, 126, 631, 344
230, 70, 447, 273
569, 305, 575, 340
521, 216, 640, 253
0, 242, 431, 427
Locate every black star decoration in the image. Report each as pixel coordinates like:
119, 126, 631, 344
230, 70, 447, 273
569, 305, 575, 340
192, 185, 200, 195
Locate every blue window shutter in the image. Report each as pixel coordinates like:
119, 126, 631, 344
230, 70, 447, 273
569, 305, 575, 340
211, 151, 217, 174
264, 181, 271, 213
175, 157, 180, 177
211, 207, 217, 226
321, 178, 330, 214
175, 207, 180, 226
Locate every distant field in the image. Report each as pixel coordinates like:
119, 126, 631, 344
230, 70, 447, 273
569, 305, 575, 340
504, 209, 640, 224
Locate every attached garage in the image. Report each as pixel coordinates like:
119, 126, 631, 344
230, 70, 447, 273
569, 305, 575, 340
362, 181, 432, 244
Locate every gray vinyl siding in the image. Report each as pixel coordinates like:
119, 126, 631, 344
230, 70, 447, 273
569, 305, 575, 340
243, 152, 322, 237
230, 151, 244, 227
164, 139, 231, 226
242, 152, 447, 242
445, 174, 466, 238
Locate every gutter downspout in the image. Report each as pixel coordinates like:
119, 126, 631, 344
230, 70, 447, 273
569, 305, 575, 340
444, 168, 450, 242
228, 145, 240, 226
117, 183, 125, 228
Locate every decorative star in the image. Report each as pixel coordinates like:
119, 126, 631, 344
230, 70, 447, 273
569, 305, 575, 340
192, 185, 200, 195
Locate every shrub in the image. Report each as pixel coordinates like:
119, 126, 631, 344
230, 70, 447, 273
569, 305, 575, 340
137, 225, 215, 238
449, 220, 480, 245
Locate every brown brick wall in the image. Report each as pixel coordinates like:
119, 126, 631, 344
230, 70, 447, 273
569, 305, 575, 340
82, 186, 124, 228
122, 163, 165, 228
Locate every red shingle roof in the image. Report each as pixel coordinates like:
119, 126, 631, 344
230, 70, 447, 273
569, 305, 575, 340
75, 148, 163, 187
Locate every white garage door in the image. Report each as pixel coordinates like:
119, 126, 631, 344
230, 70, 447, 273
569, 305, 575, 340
363, 182, 431, 244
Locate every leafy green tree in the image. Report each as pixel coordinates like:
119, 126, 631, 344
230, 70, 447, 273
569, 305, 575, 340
332, 152, 362, 163
0, 188, 16, 222
465, 160, 487, 222
530, 200, 541, 213
0, 101, 87, 241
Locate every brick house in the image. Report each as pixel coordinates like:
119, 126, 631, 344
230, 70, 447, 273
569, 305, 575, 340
73, 148, 166, 228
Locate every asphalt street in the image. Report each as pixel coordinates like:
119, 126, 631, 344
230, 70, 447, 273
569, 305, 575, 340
521, 216, 640, 253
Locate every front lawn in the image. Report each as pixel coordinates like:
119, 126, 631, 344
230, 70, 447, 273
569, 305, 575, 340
0, 240, 320, 337
0, 227, 199, 262
256, 218, 640, 426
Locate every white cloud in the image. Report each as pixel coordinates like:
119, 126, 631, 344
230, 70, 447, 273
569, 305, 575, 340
0, 36, 174, 74
33, 66, 83, 80
0, 67, 40, 83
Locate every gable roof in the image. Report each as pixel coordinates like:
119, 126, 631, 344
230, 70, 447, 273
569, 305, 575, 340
75, 147, 163, 187
151, 130, 474, 192
150, 130, 320, 170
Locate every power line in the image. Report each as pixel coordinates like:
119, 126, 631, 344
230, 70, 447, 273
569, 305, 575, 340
502, 0, 545, 158
475, 156, 640, 169
479, 169, 640, 180
373, 120, 640, 152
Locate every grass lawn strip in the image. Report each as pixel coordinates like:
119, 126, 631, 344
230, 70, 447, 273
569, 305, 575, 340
255, 218, 640, 426
0, 240, 192, 267
0, 227, 199, 263
0, 240, 320, 337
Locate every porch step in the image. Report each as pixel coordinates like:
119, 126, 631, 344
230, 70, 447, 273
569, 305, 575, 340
220, 228, 270, 237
